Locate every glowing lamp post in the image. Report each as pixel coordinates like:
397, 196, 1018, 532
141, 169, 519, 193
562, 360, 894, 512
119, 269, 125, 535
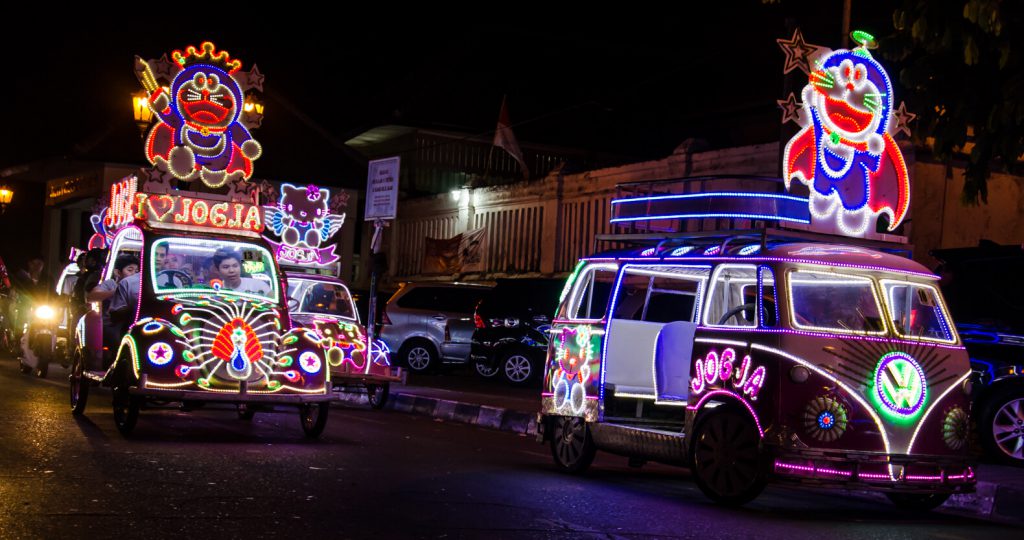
0, 185, 13, 214
132, 90, 154, 138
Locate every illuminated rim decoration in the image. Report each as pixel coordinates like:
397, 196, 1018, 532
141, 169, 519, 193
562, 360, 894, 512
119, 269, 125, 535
147, 342, 174, 366
782, 31, 910, 236
873, 352, 927, 418
298, 351, 322, 374
942, 406, 969, 451
803, 396, 849, 442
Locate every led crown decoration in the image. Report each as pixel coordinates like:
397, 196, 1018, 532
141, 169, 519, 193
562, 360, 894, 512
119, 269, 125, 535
783, 31, 910, 237
135, 42, 262, 188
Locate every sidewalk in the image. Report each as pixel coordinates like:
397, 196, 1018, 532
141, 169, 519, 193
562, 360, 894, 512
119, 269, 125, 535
336, 369, 1024, 525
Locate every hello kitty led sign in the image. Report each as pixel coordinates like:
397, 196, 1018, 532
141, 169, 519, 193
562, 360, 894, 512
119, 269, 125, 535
263, 184, 346, 267
783, 31, 910, 238
134, 42, 263, 188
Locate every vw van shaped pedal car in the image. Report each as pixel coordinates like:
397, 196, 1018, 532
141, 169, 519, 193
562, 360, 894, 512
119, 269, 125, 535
538, 177, 975, 509
70, 176, 332, 438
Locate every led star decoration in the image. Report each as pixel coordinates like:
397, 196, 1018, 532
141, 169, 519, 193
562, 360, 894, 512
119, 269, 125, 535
134, 42, 263, 188
891, 101, 916, 138
777, 28, 829, 75
777, 92, 803, 124
782, 31, 911, 237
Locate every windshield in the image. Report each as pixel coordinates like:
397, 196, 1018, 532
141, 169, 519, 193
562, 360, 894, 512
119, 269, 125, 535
287, 278, 357, 321
150, 237, 279, 303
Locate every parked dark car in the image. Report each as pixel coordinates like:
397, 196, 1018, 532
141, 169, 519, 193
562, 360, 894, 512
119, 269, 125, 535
932, 241, 1024, 466
470, 278, 565, 385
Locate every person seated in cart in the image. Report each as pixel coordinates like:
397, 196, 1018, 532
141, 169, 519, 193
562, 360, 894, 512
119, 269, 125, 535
86, 254, 139, 360
211, 250, 271, 296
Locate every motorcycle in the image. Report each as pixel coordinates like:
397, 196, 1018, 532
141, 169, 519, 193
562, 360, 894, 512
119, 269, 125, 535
19, 302, 65, 378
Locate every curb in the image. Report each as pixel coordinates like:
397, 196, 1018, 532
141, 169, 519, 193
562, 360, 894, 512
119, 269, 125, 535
334, 389, 1023, 525
333, 389, 538, 436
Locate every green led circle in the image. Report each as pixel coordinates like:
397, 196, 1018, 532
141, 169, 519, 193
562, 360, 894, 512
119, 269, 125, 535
873, 352, 927, 420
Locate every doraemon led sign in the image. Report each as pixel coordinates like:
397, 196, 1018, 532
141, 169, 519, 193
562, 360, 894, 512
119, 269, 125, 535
783, 32, 910, 237
135, 42, 262, 188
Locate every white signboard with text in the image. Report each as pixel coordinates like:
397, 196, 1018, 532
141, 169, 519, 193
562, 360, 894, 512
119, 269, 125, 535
365, 156, 400, 220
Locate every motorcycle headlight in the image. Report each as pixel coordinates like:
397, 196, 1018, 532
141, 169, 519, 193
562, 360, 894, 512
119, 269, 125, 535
35, 305, 56, 320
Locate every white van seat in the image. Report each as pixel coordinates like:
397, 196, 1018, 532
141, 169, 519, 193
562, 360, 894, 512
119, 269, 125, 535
604, 319, 666, 395
654, 321, 697, 402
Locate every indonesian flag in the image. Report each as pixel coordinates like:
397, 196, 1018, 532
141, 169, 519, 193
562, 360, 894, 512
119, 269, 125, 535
493, 96, 530, 180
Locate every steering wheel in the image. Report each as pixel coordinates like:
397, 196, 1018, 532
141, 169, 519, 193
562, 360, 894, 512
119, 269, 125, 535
287, 297, 300, 311
717, 303, 756, 325
157, 269, 193, 289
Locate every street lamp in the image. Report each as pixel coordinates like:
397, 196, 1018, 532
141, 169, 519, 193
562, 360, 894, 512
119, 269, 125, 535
132, 90, 154, 137
243, 94, 265, 128
0, 184, 13, 214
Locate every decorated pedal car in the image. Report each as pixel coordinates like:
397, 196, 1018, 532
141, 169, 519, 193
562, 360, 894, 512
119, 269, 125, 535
69, 178, 333, 437
262, 182, 400, 409
538, 174, 975, 510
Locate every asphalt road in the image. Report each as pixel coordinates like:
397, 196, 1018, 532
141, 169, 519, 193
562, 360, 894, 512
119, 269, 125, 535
0, 357, 1019, 539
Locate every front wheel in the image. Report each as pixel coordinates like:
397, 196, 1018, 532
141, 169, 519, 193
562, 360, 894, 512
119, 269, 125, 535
112, 386, 140, 436
19, 362, 31, 374
550, 416, 596, 474
690, 410, 767, 506
979, 386, 1024, 466
299, 402, 329, 439
885, 492, 950, 511
237, 403, 256, 420
366, 384, 389, 410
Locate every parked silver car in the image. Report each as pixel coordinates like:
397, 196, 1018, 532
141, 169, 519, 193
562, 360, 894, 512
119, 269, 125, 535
380, 282, 492, 373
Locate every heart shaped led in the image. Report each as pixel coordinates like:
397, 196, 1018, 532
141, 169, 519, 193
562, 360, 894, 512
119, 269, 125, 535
148, 195, 176, 221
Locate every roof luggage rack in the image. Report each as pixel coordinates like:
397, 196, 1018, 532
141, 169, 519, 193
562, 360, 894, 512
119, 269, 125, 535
598, 176, 911, 259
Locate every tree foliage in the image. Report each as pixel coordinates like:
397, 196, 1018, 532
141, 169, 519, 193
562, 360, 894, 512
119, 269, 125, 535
885, 0, 1024, 204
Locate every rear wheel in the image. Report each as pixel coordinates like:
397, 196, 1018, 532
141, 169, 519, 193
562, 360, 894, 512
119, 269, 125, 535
500, 350, 537, 386
690, 410, 767, 506
550, 416, 596, 474
299, 402, 329, 438
19, 362, 31, 374
366, 384, 389, 410
885, 492, 950, 511
473, 359, 500, 379
69, 352, 89, 416
112, 386, 140, 436
399, 340, 437, 373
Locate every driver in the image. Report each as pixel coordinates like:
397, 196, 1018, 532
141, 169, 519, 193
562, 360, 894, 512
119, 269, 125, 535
212, 251, 270, 296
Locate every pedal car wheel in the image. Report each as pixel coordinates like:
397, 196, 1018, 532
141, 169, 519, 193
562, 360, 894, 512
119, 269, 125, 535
35, 363, 48, 378
550, 416, 596, 474
885, 492, 950, 511
19, 362, 31, 374
299, 402, 329, 439
691, 410, 766, 506
366, 384, 389, 410
237, 403, 256, 421
979, 386, 1024, 466
112, 386, 140, 436
69, 353, 89, 416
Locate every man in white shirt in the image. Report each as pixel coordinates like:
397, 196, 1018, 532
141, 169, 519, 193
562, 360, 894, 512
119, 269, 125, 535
212, 251, 270, 296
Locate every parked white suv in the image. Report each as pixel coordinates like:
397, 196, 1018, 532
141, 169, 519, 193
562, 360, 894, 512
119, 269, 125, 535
380, 282, 492, 373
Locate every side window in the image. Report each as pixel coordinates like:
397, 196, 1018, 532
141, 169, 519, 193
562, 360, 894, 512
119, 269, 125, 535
611, 273, 651, 320
759, 267, 778, 327
704, 264, 758, 327
396, 287, 433, 309
568, 265, 617, 321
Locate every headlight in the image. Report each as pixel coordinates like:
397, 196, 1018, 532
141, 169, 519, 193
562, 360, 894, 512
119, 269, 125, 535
35, 305, 56, 320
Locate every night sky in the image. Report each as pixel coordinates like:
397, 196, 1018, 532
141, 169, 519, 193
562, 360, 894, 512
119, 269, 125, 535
0, 2, 900, 185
